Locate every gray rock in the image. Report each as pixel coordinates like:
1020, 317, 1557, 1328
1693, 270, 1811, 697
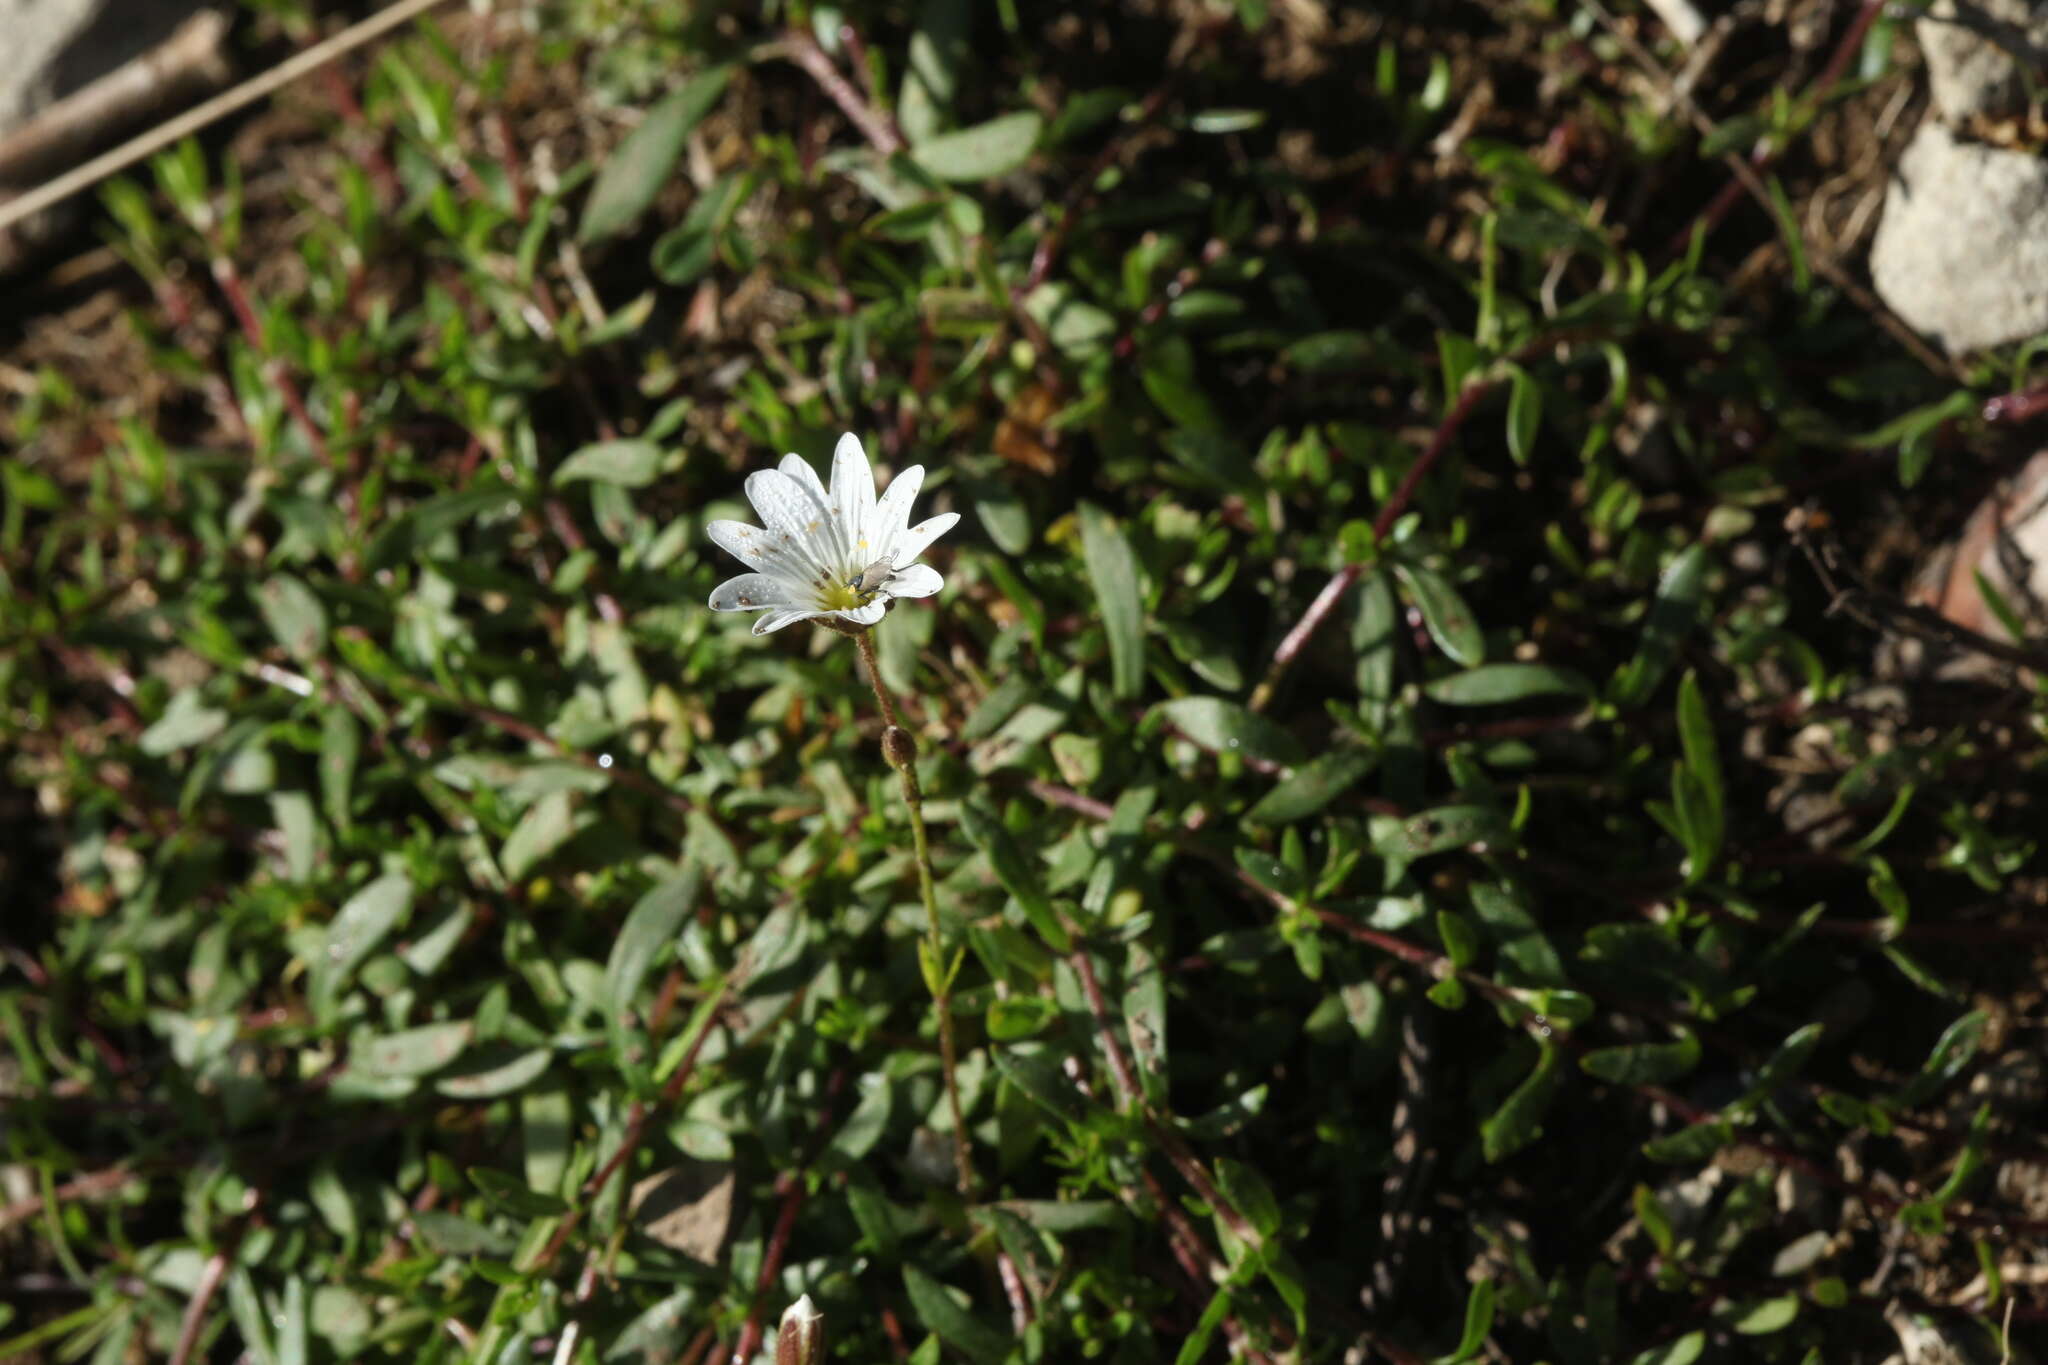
1918, 0, 2048, 125
0, 0, 205, 138
1869, 121, 2048, 353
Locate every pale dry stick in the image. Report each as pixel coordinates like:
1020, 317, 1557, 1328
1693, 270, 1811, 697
853, 629, 973, 1196
0, 0, 465, 239
767, 29, 903, 157
0, 11, 231, 185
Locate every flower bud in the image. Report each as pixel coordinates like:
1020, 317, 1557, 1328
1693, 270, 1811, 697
882, 725, 918, 768
776, 1293, 823, 1365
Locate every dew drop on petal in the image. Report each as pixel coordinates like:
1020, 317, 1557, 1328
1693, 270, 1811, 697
598, 753, 614, 769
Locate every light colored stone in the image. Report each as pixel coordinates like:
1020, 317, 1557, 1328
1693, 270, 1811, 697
0, 0, 202, 137
1918, 0, 2048, 126
1869, 121, 2048, 354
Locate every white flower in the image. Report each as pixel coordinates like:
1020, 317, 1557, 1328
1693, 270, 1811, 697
707, 433, 959, 635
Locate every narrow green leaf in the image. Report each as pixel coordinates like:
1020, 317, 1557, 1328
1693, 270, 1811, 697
1155, 695, 1304, 765
911, 110, 1044, 182
554, 439, 664, 488
603, 865, 702, 1053
1433, 1279, 1496, 1364
1423, 662, 1590, 705
1631, 1331, 1705, 1365
902, 1265, 1010, 1365
469, 1167, 570, 1219
319, 708, 359, 832
1642, 1119, 1733, 1163
357, 1020, 473, 1077
1614, 544, 1707, 705
1506, 365, 1542, 465
1393, 562, 1484, 665
1579, 1035, 1701, 1086
257, 573, 328, 661
579, 66, 734, 241
1078, 502, 1146, 699
312, 873, 412, 1015
1480, 1042, 1562, 1161
960, 804, 1071, 952
1246, 746, 1378, 823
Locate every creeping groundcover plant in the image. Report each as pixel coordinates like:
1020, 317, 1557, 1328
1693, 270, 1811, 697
705, 432, 974, 1195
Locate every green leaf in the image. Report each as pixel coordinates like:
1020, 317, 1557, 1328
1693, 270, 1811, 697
1078, 502, 1146, 699
1480, 1042, 1562, 1161
140, 689, 228, 756
1393, 562, 1484, 665
1436, 909, 1480, 969
902, 1265, 1010, 1365
987, 995, 1058, 1040
911, 110, 1044, 182
650, 225, 715, 285
554, 439, 664, 488
604, 865, 701, 1038
1614, 544, 1707, 705
1155, 696, 1304, 766
469, 1166, 570, 1219
1631, 1331, 1704, 1365
960, 803, 1071, 952
257, 573, 328, 661
319, 708, 359, 832
1895, 1009, 1986, 1107
1423, 663, 1590, 705
1246, 747, 1378, 823
1579, 1034, 1701, 1086
312, 874, 412, 1016
1642, 1119, 1732, 1163
436, 1046, 551, 1099
1728, 1293, 1800, 1335
1382, 804, 1512, 858
1505, 365, 1542, 465
1433, 1279, 1496, 1364
1734, 1022, 1825, 1115
357, 1020, 473, 1076
499, 789, 581, 881
579, 66, 734, 241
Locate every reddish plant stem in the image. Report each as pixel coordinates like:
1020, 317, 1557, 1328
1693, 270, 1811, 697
1248, 373, 1497, 711
1664, 0, 1885, 258
166, 1221, 245, 1365
724, 1067, 847, 1364
778, 29, 902, 156
534, 977, 732, 1271
208, 256, 329, 462
1026, 776, 2048, 1243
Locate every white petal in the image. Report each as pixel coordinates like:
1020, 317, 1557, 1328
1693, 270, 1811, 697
778, 453, 844, 565
894, 512, 960, 565
869, 464, 925, 567
881, 563, 943, 599
706, 518, 798, 576
829, 433, 877, 564
836, 601, 888, 626
753, 608, 820, 635
744, 469, 841, 584
777, 452, 829, 506
708, 573, 797, 612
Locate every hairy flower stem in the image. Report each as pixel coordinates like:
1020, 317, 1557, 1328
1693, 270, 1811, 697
855, 629, 973, 1195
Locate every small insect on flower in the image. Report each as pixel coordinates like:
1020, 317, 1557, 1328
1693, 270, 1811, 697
707, 433, 959, 635
848, 557, 898, 602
